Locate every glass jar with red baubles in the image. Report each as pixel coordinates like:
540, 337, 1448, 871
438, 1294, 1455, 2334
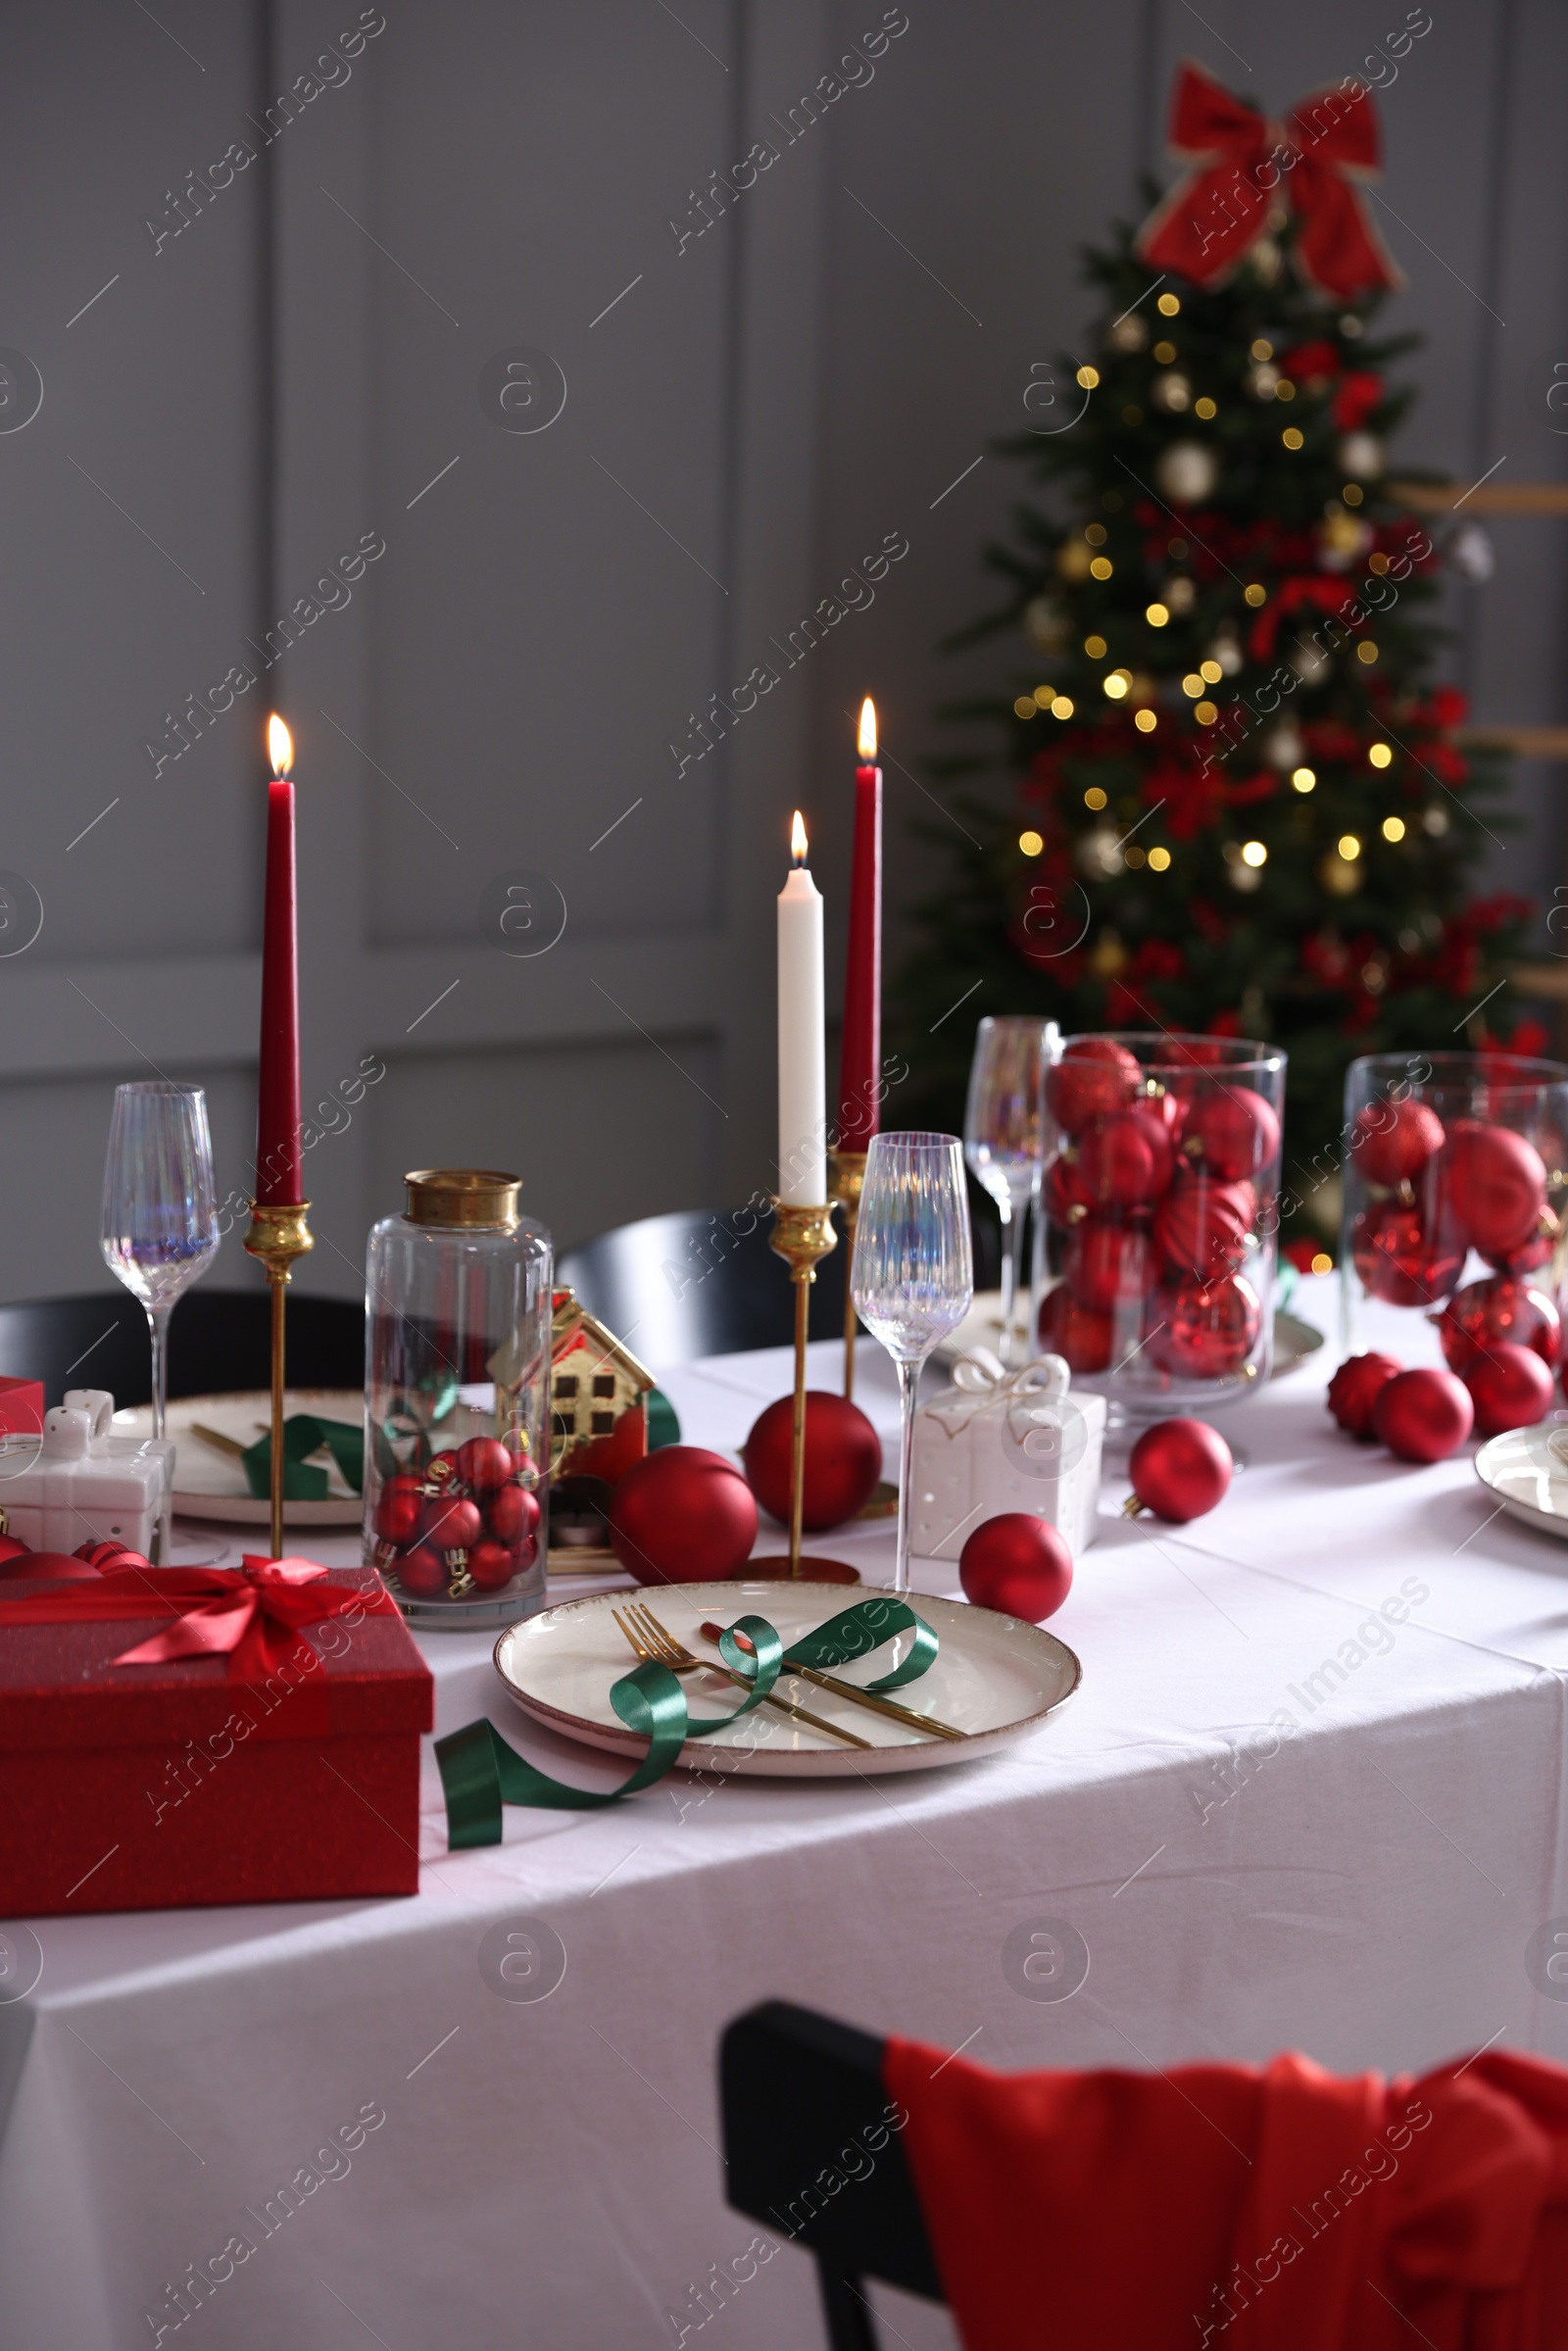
364, 1170, 552, 1628
1341, 1052, 1568, 1375
1036, 1033, 1287, 1424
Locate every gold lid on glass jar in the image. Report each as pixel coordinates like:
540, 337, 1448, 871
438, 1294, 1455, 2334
404, 1170, 520, 1230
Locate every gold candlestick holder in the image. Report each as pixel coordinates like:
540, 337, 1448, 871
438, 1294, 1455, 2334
243, 1200, 315, 1559
749, 1197, 858, 1584
827, 1147, 867, 1398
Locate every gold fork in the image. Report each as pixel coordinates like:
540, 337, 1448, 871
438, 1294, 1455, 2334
612, 1603, 873, 1751
695, 1620, 963, 1741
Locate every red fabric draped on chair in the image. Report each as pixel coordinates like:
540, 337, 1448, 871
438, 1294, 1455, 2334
883, 2038, 1568, 2349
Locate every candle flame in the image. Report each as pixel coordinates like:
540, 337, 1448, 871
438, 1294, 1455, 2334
791, 809, 808, 865
858, 698, 878, 760
268, 714, 294, 777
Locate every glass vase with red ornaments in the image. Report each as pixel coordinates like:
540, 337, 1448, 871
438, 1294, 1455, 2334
1342, 1052, 1568, 1376
363, 1169, 552, 1628
1037, 1033, 1287, 1420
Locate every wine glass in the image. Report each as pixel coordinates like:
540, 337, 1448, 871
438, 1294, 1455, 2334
964, 1017, 1049, 1364
852, 1132, 973, 1594
101, 1083, 220, 1442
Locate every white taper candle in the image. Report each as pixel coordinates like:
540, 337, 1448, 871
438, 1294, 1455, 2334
777, 810, 827, 1204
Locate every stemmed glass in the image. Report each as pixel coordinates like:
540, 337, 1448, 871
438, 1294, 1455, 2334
852, 1132, 973, 1594
964, 1017, 1049, 1364
101, 1083, 220, 1441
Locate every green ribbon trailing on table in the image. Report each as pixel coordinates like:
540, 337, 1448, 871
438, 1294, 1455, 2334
242, 1415, 365, 1502
435, 1596, 938, 1847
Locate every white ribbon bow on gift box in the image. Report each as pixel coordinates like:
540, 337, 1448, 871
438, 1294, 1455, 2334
923, 1347, 1089, 1474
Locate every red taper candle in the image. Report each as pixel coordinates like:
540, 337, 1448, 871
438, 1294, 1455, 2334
255, 714, 303, 1205
837, 697, 882, 1147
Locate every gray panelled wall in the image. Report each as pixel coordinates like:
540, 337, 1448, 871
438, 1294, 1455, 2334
0, 0, 1561, 1302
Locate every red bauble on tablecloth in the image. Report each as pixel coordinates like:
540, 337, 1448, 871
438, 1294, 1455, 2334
1350, 1200, 1462, 1308
1148, 1273, 1261, 1379
609, 1445, 759, 1583
1153, 1175, 1255, 1278
742, 1393, 882, 1532
1078, 1106, 1175, 1208
1463, 1342, 1554, 1439
1184, 1086, 1280, 1182
1038, 1283, 1114, 1373
958, 1514, 1073, 1623
1326, 1351, 1404, 1440
1371, 1367, 1474, 1463
1348, 1099, 1446, 1188
1128, 1417, 1233, 1521
1442, 1120, 1548, 1257
1045, 1038, 1139, 1135
1065, 1219, 1154, 1313
1438, 1275, 1561, 1373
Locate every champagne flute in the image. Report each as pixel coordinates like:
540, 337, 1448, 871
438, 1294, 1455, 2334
852, 1132, 973, 1595
964, 1016, 1049, 1364
101, 1083, 220, 1443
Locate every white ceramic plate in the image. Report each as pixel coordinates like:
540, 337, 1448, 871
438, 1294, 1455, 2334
1474, 1422, 1568, 1542
113, 1390, 366, 1527
493, 1580, 1081, 1778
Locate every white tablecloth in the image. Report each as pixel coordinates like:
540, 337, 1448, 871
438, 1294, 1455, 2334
3, 1276, 1567, 2350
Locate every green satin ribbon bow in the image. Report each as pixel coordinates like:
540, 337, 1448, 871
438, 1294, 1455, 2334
435, 1596, 938, 1847
242, 1415, 365, 1502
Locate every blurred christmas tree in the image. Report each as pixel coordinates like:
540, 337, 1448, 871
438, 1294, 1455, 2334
899, 66, 1532, 1250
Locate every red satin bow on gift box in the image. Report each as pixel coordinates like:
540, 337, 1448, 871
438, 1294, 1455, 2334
0, 1555, 395, 1684
1136, 61, 1401, 299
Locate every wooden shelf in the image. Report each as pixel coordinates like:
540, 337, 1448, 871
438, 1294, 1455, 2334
1460, 725, 1568, 758
1390, 480, 1568, 514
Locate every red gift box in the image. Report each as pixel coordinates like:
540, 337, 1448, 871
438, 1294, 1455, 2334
0, 1376, 43, 1436
0, 1562, 433, 1915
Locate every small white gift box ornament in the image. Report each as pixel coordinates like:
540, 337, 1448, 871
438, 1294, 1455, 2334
0, 1389, 174, 1560
910, 1348, 1105, 1562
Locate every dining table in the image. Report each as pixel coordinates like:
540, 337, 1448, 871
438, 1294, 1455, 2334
2, 1272, 1566, 2351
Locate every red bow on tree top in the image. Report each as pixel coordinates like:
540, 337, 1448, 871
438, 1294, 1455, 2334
1136, 61, 1402, 300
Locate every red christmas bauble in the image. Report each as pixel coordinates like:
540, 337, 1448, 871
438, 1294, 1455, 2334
1038, 1283, 1113, 1373
1153, 1175, 1255, 1278
1463, 1342, 1554, 1439
424, 1493, 483, 1553
466, 1538, 523, 1591
0, 1535, 33, 1572
1128, 1418, 1233, 1521
1438, 1275, 1561, 1373
1078, 1106, 1174, 1208
609, 1445, 759, 1584
1045, 1038, 1139, 1136
1185, 1086, 1281, 1182
1041, 1151, 1090, 1228
1484, 1230, 1556, 1275
1350, 1200, 1462, 1308
742, 1393, 882, 1531
396, 1543, 448, 1597
1149, 1274, 1261, 1380
486, 1485, 541, 1545
1326, 1351, 1404, 1440
958, 1513, 1073, 1623
454, 1437, 515, 1494
1372, 1367, 1474, 1463
1442, 1120, 1547, 1257
1065, 1219, 1154, 1313
0, 1546, 111, 1581
374, 1472, 426, 1546
1349, 1099, 1445, 1188
427, 1449, 460, 1481
74, 1538, 151, 1573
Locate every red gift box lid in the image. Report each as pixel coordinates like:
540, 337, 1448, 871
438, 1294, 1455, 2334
0, 1566, 432, 1750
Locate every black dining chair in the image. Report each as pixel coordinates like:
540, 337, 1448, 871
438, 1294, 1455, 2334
0, 1288, 365, 1411
720, 2000, 942, 2351
557, 1208, 852, 1365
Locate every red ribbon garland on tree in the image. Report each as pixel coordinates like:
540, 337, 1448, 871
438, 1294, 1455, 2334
1135, 61, 1402, 299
